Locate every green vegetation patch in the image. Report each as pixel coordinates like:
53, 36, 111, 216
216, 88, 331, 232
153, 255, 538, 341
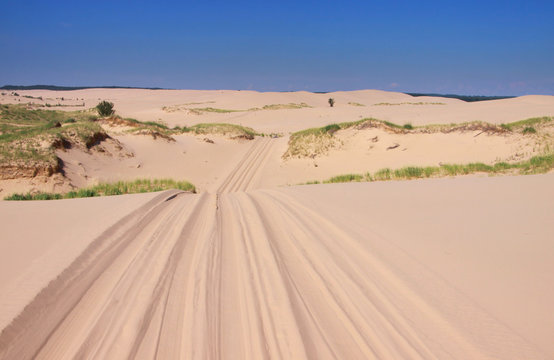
301, 154, 554, 185
258, 103, 311, 110
0, 104, 105, 174
500, 117, 552, 131
102, 116, 178, 141
285, 116, 554, 159
5, 192, 63, 200
189, 107, 241, 114
522, 126, 537, 134
284, 118, 391, 158
185, 123, 258, 139
323, 174, 364, 183
4, 178, 196, 200
0, 104, 97, 130
103, 116, 260, 141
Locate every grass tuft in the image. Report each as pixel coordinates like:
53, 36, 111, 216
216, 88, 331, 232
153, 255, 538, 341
258, 103, 311, 110
301, 154, 554, 185
187, 123, 258, 138
523, 126, 537, 134
500, 116, 552, 131
189, 107, 241, 114
323, 174, 363, 183
4, 178, 196, 201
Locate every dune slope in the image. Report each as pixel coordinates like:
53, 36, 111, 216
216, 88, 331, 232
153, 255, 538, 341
0, 134, 552, 359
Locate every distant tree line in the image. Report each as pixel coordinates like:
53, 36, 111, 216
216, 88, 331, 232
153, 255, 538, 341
406, 93, 515, 102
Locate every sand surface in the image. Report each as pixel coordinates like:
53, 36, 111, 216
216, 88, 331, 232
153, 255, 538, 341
0, 172, 553, 359
1, 89, 553, 359
1, 88, 552, 193
2, 89, 554, 133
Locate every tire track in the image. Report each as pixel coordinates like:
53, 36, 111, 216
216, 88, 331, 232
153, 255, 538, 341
0, 192, 216, 360
216, 137, 274, 194
249, 189, 547, 359
250, 191, 445, 358
217, 193, 308, 359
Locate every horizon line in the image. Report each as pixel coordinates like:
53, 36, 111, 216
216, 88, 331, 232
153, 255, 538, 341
1, 84, 528, 100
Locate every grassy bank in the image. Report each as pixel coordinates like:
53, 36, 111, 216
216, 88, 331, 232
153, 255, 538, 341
285, 116, 553, 159
0, 104, 261, 177
301, 154, 554, 185
0, 104, 105, 173
180, 123, 258, 139
4, 178, 196, 201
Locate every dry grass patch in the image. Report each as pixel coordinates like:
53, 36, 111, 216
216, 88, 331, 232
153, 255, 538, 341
254, 103, 311, 110
183, 123, 258, 139
101, 116, 178, 141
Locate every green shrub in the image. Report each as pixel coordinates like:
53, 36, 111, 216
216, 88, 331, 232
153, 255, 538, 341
523, 126, 537, 134
4, 193, 33, 200
96, 101, 115, 117
323, 124, 340, 135
373, 168, 392, 180
4, 192, 61, 200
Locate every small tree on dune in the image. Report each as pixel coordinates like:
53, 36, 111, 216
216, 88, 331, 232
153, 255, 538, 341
328, 98, 335, 107
96, 100, 115, 117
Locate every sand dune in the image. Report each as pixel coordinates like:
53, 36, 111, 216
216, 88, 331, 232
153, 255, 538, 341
0, 161, 552, 358
2, 89, 553, 133
1, 89, 553, 359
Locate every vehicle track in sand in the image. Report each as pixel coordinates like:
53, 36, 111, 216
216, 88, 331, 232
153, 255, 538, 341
215, 137, 274, 193
0, 137, 548, 359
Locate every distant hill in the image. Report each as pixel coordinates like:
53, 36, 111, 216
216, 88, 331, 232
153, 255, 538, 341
1, 86, 517, 102
0, 85, 166, 91
406, 93, 515, 102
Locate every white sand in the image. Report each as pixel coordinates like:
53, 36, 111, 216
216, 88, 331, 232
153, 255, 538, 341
0, 89, 553, 359
2, 89, 553, 133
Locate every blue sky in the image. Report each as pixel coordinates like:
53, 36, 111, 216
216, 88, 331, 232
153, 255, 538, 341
1, 0, 553, 95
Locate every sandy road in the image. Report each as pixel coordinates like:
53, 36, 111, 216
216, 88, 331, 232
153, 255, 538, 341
214, 137, 275, 193
0, 138, 550, 359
